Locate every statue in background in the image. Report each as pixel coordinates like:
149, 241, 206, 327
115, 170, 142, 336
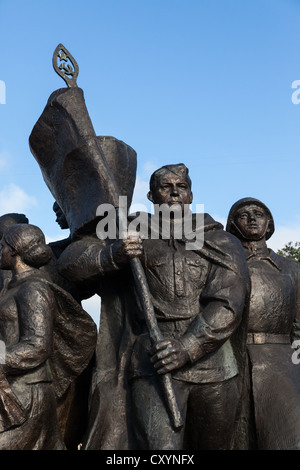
46, 201, 96, 449
49, 202, 72, 259
226, 197, 300, 450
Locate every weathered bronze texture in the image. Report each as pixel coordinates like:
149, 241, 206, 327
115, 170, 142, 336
130, 256, 184, 430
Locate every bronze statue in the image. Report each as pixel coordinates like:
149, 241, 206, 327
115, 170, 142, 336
57, 164, 250, 450
0, 223, 97, 449
226, 197, 300, 450
27, 44, 253, 450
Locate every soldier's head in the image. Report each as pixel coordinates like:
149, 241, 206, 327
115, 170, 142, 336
226, 197, 274, 242
147, 164, 193, 212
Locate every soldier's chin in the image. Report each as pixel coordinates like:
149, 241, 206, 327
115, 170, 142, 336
245, 230, 265, 240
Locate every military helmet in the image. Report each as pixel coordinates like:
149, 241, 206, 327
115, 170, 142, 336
226, 197, 275, 240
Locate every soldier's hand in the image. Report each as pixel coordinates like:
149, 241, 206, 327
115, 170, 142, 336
112, 233, 143, 265
150, 339, 189, 374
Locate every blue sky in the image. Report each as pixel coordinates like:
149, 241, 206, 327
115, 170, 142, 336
1, 0, 300, 321
1, 0, 300, 247
0, 0, 300, 324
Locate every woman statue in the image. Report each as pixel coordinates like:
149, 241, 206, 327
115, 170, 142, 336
0, 223, 96, 449
226, 197, 300, 450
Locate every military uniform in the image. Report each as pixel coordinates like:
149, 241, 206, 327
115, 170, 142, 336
58, 214, 250, 450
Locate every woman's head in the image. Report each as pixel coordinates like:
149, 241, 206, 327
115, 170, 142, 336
0, 213, 29, 239
2, 223, 52, 269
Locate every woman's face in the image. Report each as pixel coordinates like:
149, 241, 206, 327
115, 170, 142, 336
0, 239, 15, 270
234, 204, 270, 241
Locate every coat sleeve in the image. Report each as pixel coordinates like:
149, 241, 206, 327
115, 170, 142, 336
57, 237, 120, 284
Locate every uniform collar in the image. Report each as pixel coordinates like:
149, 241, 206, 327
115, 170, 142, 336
243, 241, 281, 271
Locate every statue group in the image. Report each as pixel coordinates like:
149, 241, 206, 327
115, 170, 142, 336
0, 45, 300, 451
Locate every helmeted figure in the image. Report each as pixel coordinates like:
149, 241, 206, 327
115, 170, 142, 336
226, 197, 300, 450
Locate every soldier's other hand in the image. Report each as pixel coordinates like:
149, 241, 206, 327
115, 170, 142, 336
150, 339, 189, 374
112, 233, 143, 265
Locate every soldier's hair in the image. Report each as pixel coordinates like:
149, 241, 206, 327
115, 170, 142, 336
3, 224, 52, 268
149, 163, 192, 193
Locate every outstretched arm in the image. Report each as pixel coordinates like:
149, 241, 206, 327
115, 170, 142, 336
58, 234, 143, 284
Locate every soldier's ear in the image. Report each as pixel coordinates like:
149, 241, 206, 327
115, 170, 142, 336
147, 191, 154, 202
189, 191, 193, 204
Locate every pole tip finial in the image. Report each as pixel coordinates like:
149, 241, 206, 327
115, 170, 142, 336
52, 43, 79, 88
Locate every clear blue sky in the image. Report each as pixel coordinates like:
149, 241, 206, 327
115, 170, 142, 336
1, 0, 300, 254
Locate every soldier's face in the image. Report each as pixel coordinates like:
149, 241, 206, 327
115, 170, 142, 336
151, 172, 193, 211
234, 204, 270, 240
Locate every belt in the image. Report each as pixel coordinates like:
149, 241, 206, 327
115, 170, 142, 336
247, 333, 290, 345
